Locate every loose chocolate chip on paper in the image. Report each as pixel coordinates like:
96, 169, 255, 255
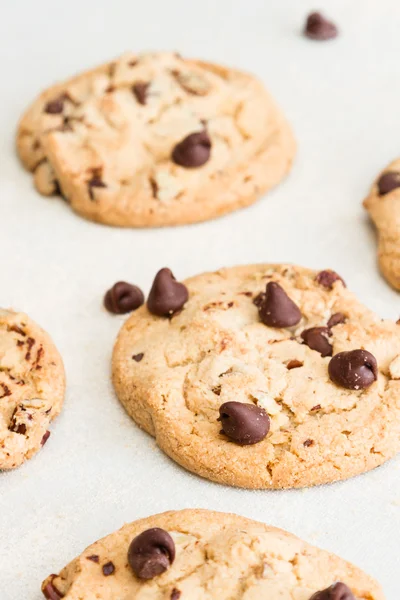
377, 171, 400, 196
147, 268, 189, 316
102, 561, 115, 576
327, 312, 346, 328
301, 327, 332, 357
315, 270, 346, 289
257, 282, 301, 328
132, 353, 144, 362
218, 401, 270, 445
172, 130, 211, 168
128, 528, 175, 580
132, 82, 150, 105
104, 282, 145, 314
304, 12, 338, 41
309, 581, 355, 600
329, 349, 378, 390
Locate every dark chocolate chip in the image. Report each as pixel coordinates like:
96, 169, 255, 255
377, 171, 400, 196
41, 431, 51, 446
132, 82, 150, 105
171, 589, 181, 600
309, 581, 355, 600
316, 270, 346, 289
257, 282, 301, 328
44, 94, 68, 115
218, 401, 270, 445
88, 173, 107, 200
128, 528, 175, 580
172, 130, 211, 168
287, 359, 303, 370
329, 350, 378, 390
42, 576, 64, 599
327, 312, 346, 328
301, 326, 332, 357
86, 554, 100, 563
147, 268, 188, 316
304, 12, 338, 40
303, 439, 314, 447
104, 281, 145, 314
102, 561, 115, 576
132, 353, 144, 362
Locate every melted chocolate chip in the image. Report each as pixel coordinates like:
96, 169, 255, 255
171, 589, 181, 600
304, 12, 338, 40
301, 326, 332, 357
132, 353, 144, 362
104, 281, 145, 314
128, 528, 175, 580
310, 582, 355, 600
377, 171, 400, 195
41, 431, 51, 446
257, 282, 301, 328
327, 312, 346, 328
44, 94, 68, 115
102, 561, 115, 576
172, 130, 211, 168
329, 350, 378, 390
286, 359, 303, 370
86, 554, 100, 563
218, 401, 270, 445
316, 270, 346, 289
42, 576, 64, 599
147, 268, 188, 316
132, 82, 150, 105
88, 173, 107, 200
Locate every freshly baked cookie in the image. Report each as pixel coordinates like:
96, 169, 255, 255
41, 508, 383, 599
0, 309, 65, 469
364, 159, 400, 290
17, 52, 295, 227
112, 264, 400, 489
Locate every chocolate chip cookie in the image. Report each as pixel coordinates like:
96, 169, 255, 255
364, 159, 400, 290
17, 52, 295, 227
112, 264, 400, 489
41, 509, 383, 599
0, 309, 65, 469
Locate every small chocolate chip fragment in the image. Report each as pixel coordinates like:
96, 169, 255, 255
104, 281, 145, 314
132, 82, 150, 105
218, 401, 270, 445
102, 561, 115, 576
329, 349, 378, 390
377, 171, 400, 196
147, 268, 188, 316
172, 130, 211, 168
132, 353, 144, 362
257, 282, 301, 328
316, 270, 346, 289
301, 326, 332, 357
310, 581, 355, 600
304, 12, 338, 41
42, 576, 64, 599
128, 528, 175, 580
171, 589, 181, 600
86, 554, 100, 563
303, 439, 314, 447
88, 172, 107, 200
44, 94, 68, 115
41, 431, 51, 446
327, 312, 346, 328
287, 359, 303, 370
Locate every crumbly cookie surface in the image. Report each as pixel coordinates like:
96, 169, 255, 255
17, 52, 295, 227
0, 309, 65, 469
364, 159, 400, 290
41, 509, 383, 599
112, 264, 400, 489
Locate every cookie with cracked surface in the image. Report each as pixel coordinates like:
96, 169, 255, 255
41, 508, 383, 599
364, 159, 400, 290
0, 308, 65, 469
112, 264, 400, 489
17, 52, 295, 227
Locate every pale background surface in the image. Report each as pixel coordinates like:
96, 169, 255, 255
0, 0, 399, 598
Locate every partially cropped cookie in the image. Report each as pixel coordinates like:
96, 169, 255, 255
112, 264, 400, 489
41, 508, 383, 599
364, 159, 400, 290
17, 52, 295, 227
0, 308, 65, 469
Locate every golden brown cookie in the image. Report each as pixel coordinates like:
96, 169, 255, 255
0, 308, 65, 469
112, 264, 400, 489
17, 52, 295, 227
41, 509, 383, 599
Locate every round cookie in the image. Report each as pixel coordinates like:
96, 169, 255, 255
364, 159, 400, 290
41, 508, 383, 599
112, 264, 400, 489
17, 52, 295, 227
0, 308, 65, 469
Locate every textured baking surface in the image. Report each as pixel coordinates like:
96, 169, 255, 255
1, 0, 400, 599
